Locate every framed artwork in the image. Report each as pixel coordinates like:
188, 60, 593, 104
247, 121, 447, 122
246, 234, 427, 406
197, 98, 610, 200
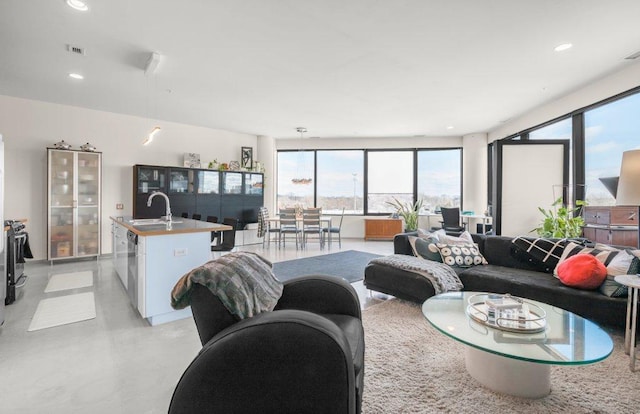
241, 146, 253, 169
229, 160, 240, 171
183, 153, 201, 168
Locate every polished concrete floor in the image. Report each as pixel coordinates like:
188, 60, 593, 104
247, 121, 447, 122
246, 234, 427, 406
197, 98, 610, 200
0, 238, 394, 413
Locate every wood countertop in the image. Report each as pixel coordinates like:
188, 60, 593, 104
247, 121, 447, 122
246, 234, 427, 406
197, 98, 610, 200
110, 216, 232, 236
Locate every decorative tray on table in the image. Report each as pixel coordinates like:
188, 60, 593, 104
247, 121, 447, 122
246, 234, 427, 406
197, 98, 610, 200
466, 293, 547, 333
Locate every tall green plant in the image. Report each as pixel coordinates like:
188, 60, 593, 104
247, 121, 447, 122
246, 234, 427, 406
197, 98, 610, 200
386, 197, 423, 231
533, 197, 586, 238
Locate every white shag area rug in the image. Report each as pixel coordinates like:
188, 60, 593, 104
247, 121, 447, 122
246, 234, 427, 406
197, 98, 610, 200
362, 299, 639, 414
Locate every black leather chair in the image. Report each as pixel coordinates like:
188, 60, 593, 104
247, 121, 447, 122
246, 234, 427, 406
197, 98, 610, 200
438, 207, 466, 235
192, 213, 202, 221
169, 275, 364, 414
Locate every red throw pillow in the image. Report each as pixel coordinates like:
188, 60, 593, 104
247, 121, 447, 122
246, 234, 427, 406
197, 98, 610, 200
556, 254, 607, 290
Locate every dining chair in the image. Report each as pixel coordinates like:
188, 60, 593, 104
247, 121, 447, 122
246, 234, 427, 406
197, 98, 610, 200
192, 213, 202, 221
258, 207, 279, 248
181, 212, 189, 218
323, 208, 345, 248
302, 208, 324, 249
279, 208, 301, 249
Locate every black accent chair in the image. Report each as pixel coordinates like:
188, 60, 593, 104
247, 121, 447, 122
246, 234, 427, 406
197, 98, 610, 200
169, 275, 364, 414
211, 218, 238, 251
181, 212, 188, 218
192, 213, 202, 221
437, 207, 466, 236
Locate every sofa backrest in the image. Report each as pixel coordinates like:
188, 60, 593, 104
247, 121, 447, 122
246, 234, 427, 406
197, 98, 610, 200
481, 235, 542, 271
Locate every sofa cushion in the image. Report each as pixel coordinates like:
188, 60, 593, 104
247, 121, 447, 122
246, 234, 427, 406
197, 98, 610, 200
437, 243, 487, 267
408, 236, 442, 262
556, 254, 607, 290
599, 255, 640, 297
481, 236, 542, 271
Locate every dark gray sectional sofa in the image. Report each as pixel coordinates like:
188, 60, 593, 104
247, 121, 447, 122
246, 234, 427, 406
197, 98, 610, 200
364, 232, 629, 329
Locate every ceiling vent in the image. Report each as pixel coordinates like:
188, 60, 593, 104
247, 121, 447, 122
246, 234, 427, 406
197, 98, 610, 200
624, 50, 640, 60
66, 44, 86, 56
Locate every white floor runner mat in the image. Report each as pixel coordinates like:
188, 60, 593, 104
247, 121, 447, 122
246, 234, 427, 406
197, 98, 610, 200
44, 271, 93, 293
28, 292, 96, 332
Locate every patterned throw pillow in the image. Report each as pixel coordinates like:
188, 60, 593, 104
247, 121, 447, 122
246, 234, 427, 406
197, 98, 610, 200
408, 236, 442, 262
554, 242, 640, 297
433, 229, 474, 245
510, 236, 569, 273
437, 243, 488, 268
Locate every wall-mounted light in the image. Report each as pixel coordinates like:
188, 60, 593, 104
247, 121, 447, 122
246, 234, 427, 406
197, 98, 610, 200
66, 0, 88, 11
68, 73, 84, 80
142, 126, 161, 146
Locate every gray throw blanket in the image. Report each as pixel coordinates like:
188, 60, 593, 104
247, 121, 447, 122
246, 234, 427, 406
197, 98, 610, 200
171, 252, 283, 319
369, 254, 463, 294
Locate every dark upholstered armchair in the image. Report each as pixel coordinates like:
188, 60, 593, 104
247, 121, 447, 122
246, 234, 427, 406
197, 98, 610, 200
169, 275, 365, 414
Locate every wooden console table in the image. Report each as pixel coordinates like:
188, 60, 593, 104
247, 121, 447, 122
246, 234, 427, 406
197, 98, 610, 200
364, 217, 403, 240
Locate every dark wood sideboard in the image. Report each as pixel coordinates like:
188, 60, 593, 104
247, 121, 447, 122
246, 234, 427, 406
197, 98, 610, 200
582, 206, 639, 248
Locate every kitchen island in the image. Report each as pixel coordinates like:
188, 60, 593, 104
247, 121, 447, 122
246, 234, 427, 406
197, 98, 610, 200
111, 216, 232, 325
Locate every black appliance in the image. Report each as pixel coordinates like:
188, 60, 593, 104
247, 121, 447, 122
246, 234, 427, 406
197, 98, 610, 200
126, 231, 138, 308
5, 220, 31, 305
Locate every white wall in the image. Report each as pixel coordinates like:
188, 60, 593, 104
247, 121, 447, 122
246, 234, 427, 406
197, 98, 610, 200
0, 95, 258, 260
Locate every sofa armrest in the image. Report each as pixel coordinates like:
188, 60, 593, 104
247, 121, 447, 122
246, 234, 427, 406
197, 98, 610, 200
394, 231, 418, 255
170, 309, 356, 414
274, 275, 361, 319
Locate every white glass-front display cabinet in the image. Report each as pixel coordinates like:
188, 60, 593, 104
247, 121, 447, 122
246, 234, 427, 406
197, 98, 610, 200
47, 148, 102, 260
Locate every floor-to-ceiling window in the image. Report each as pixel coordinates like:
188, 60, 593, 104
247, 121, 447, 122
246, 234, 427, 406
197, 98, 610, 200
277, 151, 315, 210
316, 150, 364, 214
276, 147, 462, 215
584, 92, 640, 205
366, 150, 414, 213
417, 149, 461, 211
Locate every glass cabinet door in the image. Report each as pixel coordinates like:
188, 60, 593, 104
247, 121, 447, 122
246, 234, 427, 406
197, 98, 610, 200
76, 152, 100, 256
222, 172, 243, 194
197, 170, 220, 194
49, 150, 75, 259
137, 166, 166, 194
169, 169, 194, 194
244, 173, 263, 196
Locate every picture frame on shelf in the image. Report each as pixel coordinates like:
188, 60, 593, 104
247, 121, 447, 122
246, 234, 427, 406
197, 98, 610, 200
241, 146, 253, 169
183, 153, 201, 168
229, 160, 240, 171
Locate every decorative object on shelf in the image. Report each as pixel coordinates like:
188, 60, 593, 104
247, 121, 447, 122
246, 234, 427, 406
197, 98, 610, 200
533, 197, 586, 238
385, 197, 423, 231
80, 142, 96, 152
54, 140, 72, 150
466, 293, 547, 333
183, 153, 201, 168
208, 159, 218, 170
241, 147, 253, 169
229, 160, 240, 171
220, 163, 228, 171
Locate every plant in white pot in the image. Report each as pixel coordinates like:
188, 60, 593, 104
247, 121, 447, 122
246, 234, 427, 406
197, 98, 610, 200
386, 197, 423, 231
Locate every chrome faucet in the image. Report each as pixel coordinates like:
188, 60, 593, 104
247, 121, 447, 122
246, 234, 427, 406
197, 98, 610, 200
147, 191, 172, 223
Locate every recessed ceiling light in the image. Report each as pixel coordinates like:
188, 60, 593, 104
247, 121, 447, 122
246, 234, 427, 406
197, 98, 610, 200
66, 0, 88, 11
68, 73, 84, 80
446, 126, 454, 130
554, 43, 572, 52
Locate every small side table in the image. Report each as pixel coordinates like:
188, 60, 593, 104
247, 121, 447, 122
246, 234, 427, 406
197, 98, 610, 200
614, 274, 640, 371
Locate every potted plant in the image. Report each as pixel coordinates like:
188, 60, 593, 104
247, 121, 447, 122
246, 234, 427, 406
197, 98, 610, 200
533, 197, 586, 238
386, 197, 423, 231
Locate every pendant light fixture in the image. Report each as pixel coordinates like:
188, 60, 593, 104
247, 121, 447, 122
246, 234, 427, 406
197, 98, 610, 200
291, 127, 312, 185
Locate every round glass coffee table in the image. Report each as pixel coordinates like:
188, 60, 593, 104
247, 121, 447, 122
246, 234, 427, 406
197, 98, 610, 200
422, 291, 613, 398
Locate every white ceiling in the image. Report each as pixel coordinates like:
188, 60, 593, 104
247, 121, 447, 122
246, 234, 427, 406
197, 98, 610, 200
1, 0, 639, 139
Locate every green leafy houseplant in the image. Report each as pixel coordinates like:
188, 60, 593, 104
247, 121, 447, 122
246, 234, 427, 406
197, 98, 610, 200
533, 197, 586, 238
386, 197, 423, 231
